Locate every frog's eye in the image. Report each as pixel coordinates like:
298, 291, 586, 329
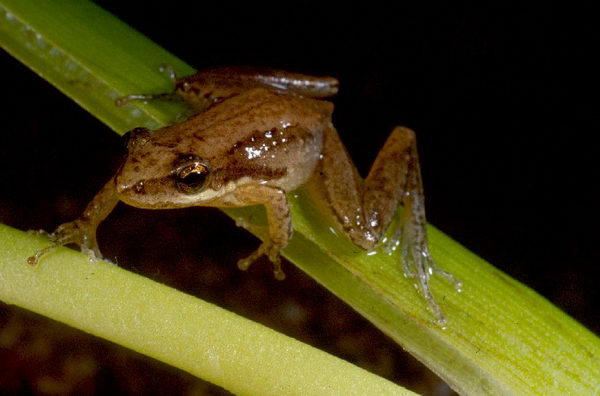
123, 127, 151, 152
174, 155, 210, 194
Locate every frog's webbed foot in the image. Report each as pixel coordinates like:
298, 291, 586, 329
403, 245, 462, 326
27, 220, 101, 266
321, 125, 461, 324
390, 207, 462, 326
237, 241, 286, 280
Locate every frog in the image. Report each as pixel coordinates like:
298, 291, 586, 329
28, 66, 461, 324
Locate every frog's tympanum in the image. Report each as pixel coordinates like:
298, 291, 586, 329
29, 67, 460, 323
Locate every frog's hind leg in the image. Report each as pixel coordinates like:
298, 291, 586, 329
321, 125, 461, 324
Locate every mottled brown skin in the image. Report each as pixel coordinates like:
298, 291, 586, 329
29, 67, 460, 323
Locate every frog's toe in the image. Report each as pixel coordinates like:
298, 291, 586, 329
237, 246, 264, 272
27, 227, 73, 265
431, 263, 463, 291
237, 256, 253, 271
400, 251, 418, 279
26, 220, 100, 265
80, 244, 102, 263
237, 242, 286, 280
270, 256, 286, 280
273, 268, 286, 280
27, 243, 59, 266
398, 245, 448, 324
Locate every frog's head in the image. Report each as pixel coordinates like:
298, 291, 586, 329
115, 127, 214, 209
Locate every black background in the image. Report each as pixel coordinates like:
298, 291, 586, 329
95, 2, 600, 330
1, 3, 598, 395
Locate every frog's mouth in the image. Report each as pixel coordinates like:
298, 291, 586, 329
115, 176, 175, 209
115, 174, 218, 209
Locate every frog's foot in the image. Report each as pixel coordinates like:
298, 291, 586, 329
115, 92, 180, 107
237, 242, 286, 280
115, 64, 179, 107
27, 220, 101, 266
395, 231, 462, 326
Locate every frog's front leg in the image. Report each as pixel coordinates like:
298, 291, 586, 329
27, 179, 119, 265
320, 125, 461, 324
232, 185, 292, 281
115, 64, 181, 107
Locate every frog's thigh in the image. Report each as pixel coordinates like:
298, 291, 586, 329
320, 125, 370, 247
321, 126, 418, 248
363, 127, 417, 238
233, 185, 292, 248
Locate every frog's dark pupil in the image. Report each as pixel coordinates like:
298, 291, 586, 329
176, 164, 208, 194
180, 169, 206, 187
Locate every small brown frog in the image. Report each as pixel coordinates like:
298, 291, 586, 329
29, 66, 460, 323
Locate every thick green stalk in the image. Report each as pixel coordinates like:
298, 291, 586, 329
1, 1, 598, 395
0, 224, 411, 396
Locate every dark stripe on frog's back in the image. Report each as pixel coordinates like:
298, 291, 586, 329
144, 97, 267, 158
188, 89, 327, 157
224, 126, 300, 156
206, 127, 296, 189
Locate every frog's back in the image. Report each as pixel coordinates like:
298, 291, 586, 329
163, 89, 331, 156
149, 88, 332, 192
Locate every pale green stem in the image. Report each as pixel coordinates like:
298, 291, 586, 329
0, 225, 413, 396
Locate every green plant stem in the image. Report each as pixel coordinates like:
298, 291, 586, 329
0, 225, 412, 396
1, 1, 598, 395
